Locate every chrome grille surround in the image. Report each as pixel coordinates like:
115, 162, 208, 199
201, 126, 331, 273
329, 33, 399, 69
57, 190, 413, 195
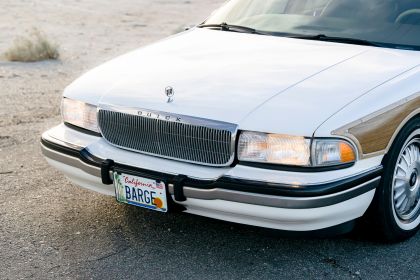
97, 105, 238, 167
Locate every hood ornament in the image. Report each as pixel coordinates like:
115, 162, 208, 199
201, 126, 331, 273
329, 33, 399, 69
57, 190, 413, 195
165, 86, 174, 103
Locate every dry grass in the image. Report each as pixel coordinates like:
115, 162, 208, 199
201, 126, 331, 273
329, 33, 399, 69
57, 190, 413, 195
4, 28, 59, 62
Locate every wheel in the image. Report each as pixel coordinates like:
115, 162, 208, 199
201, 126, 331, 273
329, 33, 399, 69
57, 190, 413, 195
370, 117, 420, 242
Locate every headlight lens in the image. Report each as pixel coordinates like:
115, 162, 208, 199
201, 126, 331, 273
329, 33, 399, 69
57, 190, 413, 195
238, 131, 357, 167
61, 98, 99, 133
238, 132, 311, 166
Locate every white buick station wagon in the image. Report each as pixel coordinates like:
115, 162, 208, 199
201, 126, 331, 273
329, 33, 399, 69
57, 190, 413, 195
41, 0, 420, 242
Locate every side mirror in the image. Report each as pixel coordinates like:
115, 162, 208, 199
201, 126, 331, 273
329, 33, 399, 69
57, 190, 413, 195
184, 25, 196, 31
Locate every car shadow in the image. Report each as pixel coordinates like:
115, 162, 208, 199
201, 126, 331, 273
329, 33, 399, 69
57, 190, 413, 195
55, 194, 419, 279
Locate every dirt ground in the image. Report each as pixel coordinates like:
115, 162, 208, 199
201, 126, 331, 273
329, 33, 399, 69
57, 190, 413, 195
0, 0, 419, 279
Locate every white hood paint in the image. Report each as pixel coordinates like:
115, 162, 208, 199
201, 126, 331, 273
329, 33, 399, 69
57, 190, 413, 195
65, 28, 419, 136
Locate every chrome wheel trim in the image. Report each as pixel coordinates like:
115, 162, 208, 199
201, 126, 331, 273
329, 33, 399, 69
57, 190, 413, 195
392, 129, 420, 231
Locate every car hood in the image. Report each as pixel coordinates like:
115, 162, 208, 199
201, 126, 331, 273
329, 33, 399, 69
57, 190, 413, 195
65, 28, 419, 136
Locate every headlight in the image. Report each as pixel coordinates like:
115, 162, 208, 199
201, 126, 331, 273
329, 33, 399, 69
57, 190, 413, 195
61, 98, 99, 133
238, 131, 357, 167
238, 132, 311, 166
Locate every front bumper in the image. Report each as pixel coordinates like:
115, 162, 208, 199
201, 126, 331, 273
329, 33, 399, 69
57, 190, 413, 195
41, 124, 382, 231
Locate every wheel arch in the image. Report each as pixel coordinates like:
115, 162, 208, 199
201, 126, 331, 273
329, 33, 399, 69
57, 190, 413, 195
381, 112, 420, 165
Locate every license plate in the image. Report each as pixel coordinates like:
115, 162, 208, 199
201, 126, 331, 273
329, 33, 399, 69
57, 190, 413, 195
113, 172, 168, 213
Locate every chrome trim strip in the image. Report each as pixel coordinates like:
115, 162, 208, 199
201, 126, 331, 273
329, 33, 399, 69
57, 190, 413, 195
43, 133, 85, 151
168, 177, 380, 209
41, 144, 101, 177
221, 165, 382, 187
99, 104, 238, 132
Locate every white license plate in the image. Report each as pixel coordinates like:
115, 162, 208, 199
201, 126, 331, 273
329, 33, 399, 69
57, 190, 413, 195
114, 172, 168, 213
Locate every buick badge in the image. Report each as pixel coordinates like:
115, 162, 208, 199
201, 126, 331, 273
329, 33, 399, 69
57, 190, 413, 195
165, 86, 174, 103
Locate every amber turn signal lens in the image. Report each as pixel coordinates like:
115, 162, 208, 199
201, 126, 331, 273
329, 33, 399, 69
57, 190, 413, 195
340, 142, 356, 163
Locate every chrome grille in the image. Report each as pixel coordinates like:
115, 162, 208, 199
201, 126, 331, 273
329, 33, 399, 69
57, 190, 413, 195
98, 109, 237, 166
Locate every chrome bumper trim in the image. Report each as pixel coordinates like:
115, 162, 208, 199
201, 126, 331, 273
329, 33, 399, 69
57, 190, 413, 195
168, 178, 379, 209
41, 143, 101, 177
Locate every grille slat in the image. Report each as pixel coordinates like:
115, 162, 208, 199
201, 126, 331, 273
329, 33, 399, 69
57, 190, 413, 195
98, 109, 236, 166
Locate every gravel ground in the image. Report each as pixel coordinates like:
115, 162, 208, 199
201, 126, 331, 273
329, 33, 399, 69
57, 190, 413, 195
0, 1, 419, 279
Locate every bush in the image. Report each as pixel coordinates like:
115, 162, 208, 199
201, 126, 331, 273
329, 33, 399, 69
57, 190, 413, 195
4, 28, 59, 62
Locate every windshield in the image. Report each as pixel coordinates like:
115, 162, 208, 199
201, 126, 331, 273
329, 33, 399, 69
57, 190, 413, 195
204, 0, 420, 50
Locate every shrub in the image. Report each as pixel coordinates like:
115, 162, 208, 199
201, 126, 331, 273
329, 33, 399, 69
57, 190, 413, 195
4, 28, 59, 62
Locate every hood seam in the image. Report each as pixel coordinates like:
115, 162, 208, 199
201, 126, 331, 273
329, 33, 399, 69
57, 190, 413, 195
238, 49, 369, 124
313, 64, 420, 139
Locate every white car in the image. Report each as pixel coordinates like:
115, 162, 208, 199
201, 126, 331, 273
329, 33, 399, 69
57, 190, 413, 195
41, 0, 420, 242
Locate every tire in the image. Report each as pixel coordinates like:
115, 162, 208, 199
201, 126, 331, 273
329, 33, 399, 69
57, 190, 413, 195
369, 117, 420, 242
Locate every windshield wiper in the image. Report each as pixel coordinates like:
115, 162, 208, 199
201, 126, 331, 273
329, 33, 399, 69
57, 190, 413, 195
198, 22, 266, 35
289, 34, 382, 47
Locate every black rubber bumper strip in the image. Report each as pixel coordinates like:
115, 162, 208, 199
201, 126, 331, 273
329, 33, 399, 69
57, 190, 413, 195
64, 122, 103, 137
207, 167, 382, 197
41, 138, 81, 158
41, 137, 383, 198
41, 138, 102, 168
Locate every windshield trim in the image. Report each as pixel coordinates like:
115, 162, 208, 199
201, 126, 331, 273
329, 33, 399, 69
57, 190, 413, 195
203, 0, 420, 52
199, 21, 420, 51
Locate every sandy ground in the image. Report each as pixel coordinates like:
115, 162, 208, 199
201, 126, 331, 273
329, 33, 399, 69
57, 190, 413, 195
0, 0, 419, 279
